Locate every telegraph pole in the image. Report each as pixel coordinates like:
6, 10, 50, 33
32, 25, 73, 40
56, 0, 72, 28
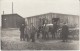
12, 2, 13, 14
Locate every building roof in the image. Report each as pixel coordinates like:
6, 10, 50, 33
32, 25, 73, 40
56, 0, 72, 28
26, 12, 79, 18
2, 13, 24, 18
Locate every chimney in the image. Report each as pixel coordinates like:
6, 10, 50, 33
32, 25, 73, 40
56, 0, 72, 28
3, 11, 4, 15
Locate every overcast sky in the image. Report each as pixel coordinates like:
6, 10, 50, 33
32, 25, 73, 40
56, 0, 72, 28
0, 0, 80, 26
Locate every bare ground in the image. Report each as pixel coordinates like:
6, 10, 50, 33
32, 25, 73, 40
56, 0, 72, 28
1, 28, 79, 50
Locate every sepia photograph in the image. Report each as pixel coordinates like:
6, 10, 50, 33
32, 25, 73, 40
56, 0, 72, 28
0, 0, 80, 50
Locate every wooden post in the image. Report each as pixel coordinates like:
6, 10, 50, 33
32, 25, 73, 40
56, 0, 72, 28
12, 2, 13, 14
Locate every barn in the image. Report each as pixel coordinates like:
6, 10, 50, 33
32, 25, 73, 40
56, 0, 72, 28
25, 13, 79, 28
1, 14, 25, 28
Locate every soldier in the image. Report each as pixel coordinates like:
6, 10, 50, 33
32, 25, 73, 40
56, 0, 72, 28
24, 25, 30, 41
42, 26, 45, 39
30, 23, 36, 42
37, 26, 42, 39
52, 18, 59, 39
52, 22, 58, 39
44, 24, 49, 40
42, 24, 49, 40
61, 23, 69, 42
20, 24, 25, 41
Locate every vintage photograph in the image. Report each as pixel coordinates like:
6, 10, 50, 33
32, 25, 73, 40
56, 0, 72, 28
0, 0, 80, 50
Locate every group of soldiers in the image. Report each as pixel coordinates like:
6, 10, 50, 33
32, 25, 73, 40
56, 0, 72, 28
19, 20, 69, 42
20, 23, 36, 42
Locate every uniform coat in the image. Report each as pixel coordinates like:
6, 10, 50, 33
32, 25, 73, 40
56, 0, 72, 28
61, 25, 69, 41
24, 26, 30, 41
52, 22, 58, 38
20, 24, 25, 41
30, 25, 36, 42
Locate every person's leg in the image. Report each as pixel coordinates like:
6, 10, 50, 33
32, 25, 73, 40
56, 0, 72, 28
42, 34, 43, 39
27, 34, 29, 41
54, 32, 56, 39
44, 32, 46, 40
52, 31, 54, 39
62, 38, 65, 42
20, 36, 22, 41
20, 32, 22, 41
60, 33, 62, 39
65, 36, 68, 42
62, 35, 65, 42
42, 32, 43, 39
46, 32, 48, 39
23, 34, 25, 41
32, 36, 35, 42
51, 32, 53, 39
32, 38, 34, 42
37, 32, 40, 39
46, 32, 49, 39
24, 34, 26, 41
42, 32, 44, 39
63, 37, 66, 42
52, 34, 53, 39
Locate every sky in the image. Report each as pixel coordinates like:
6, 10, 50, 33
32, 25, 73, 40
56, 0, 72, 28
0, 0, 80, 26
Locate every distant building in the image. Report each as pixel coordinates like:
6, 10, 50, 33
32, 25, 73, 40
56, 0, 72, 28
25, 13, 79, 28
2, 14, 25, 28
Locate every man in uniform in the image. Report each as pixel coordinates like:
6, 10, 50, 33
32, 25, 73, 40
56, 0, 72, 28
52, 22, 58, 39
37, 26, 42, 39
52, 18, 59, 39
30, 23, 36, 42
61, 23, 69, 42
20, 24, 25, 41
24, 24, 30, 41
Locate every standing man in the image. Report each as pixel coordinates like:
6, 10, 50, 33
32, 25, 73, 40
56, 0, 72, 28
20, 23, 25, 41
42, 25, 45, 39
52, 22, 58, 39
37, 26, 42, 39
24, 25, 30, 41
61, 23, 69, 42
30, 23, 36, 42
44, 24, 49, 40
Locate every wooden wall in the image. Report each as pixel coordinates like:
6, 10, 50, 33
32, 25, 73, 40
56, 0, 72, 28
26, 13, 79, 28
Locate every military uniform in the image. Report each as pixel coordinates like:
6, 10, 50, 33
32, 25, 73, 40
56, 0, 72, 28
42, 24, 49, 40
52, 22, 58, 39
24, 27, 30, 41
30, 25, 36, 42
37, 26, 42, 39
20, 24, 25, 41
61, 24, 69, 42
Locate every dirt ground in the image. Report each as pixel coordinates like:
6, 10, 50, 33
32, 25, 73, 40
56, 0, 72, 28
1, 28, 79, 50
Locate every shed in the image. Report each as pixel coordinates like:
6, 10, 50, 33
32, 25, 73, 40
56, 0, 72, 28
1, 14, 25, 28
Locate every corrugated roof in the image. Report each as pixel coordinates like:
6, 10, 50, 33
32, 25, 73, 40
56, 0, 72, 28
26, 12, 79, 18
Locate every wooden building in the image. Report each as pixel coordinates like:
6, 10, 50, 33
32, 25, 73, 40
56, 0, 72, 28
25, 13, 79, 28
1, 14, 25, 28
